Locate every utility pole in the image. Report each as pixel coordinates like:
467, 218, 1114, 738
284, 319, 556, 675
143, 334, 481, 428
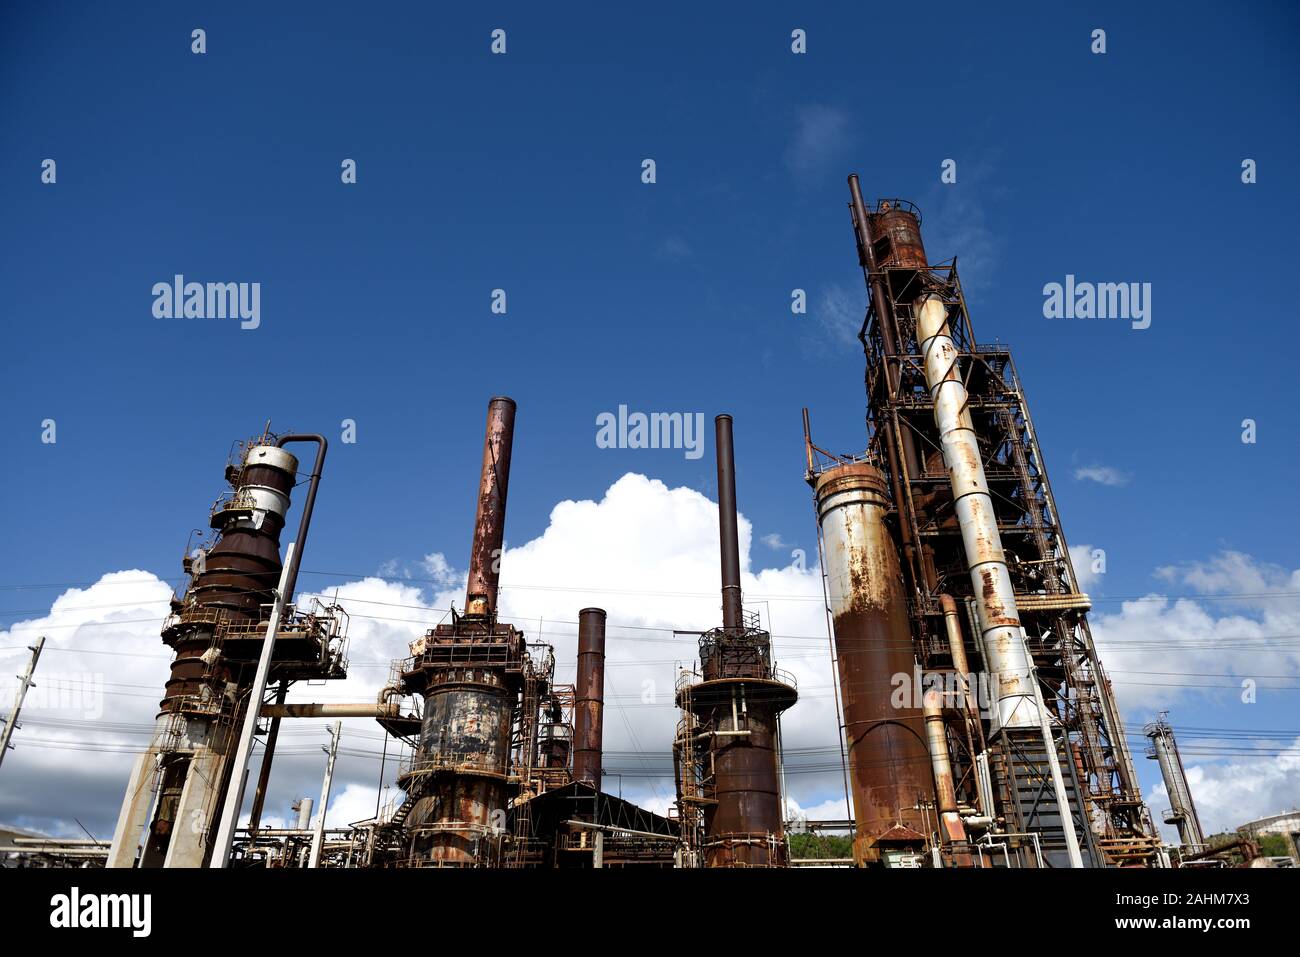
309, 721, 342, 868
0, 636, 46, 773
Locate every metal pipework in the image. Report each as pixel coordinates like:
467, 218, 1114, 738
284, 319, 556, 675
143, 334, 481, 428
464, 398, 516, 618
573, 607, 607, 788
715, 414, 743, 633
261, 702, 401, 719
248, 433, 327, 836
939, 595, 979, 720
273, 434, 327, 605
847, 175, 924, 593
813, 462, 933, 865
914, 295, 1038, 731
922, 686, 967, 847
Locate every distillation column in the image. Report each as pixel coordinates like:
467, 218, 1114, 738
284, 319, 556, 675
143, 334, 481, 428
1144, 715, 1205, 850
107, 441, 299, 868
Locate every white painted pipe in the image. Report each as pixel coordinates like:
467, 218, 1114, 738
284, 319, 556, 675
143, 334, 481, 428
915, 297, 1037, 730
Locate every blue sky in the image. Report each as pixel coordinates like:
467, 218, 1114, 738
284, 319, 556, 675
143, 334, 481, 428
2, 2, 1298, 839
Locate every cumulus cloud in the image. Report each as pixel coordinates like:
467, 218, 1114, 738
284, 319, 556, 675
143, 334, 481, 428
0, 474, 844, 838
1091, 550, 1300, 714
1069, 543, 1104, 593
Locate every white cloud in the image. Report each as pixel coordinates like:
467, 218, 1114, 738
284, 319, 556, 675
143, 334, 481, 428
1147, 737, 1300, 839
761, 533, 790, 550
1069, 543, 1103, 592
1074, 464, 1130, 487
1091, 550, 1300, 713
0, 474, 845, 838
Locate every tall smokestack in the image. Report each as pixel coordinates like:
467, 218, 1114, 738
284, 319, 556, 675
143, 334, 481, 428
675, 414, 797, 867
399, 396, 526, 866
573, 608, 607, 788
715, 415, 743, 633
466, 396, 516, 619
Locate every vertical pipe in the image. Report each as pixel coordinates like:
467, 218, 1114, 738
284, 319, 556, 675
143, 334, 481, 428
715, 414, 743, 632
209, 542, 297, 868
465, 397, 516, 618
922, 687, 967, 846
273, 435, 327, 605
573, 608, 607, 788
296, 797, 313, 831
249, 434, 326, 834
914, 295, 1038, 730
940, 594, 984, 740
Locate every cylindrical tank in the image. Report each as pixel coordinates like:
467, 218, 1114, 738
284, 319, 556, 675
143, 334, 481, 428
703, 688, 787, 867
868, 201, 928, 269
815, 461, 934, 864
408, 669, 515, 865
573, 608, 607, 788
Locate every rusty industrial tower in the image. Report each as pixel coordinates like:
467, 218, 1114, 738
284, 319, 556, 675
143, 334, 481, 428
802, 176, 1160, 868
675, 415, 798, 867
106, 430, 348, 868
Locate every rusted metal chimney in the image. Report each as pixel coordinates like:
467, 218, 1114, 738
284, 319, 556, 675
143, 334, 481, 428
398, 397, 527, 866
715, 415, 744, 633
466, 396, 516, 619
573, 607, 606, 788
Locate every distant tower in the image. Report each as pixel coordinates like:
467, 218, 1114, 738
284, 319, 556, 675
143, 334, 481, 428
1144, 713, 1205, 850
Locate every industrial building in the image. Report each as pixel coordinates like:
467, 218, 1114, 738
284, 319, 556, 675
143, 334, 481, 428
7, 176, 1227, 871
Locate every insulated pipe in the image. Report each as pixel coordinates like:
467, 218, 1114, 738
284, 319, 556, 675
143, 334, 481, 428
922, 687, 967, 846
249, 433, 327, 835
261, 702, 401, 719
295, 798, 313, 831
573, 607, 607, 788
940, 595, 981, 725
915, 295, 1038, 730
715, 415, 743, 633
465, 398, 516, 618
273, 434, 328, 606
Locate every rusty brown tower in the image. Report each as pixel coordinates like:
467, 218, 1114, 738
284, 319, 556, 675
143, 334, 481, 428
803, 174, 1159, 867
396, 397, 529, 866
675, 415, 798, 867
